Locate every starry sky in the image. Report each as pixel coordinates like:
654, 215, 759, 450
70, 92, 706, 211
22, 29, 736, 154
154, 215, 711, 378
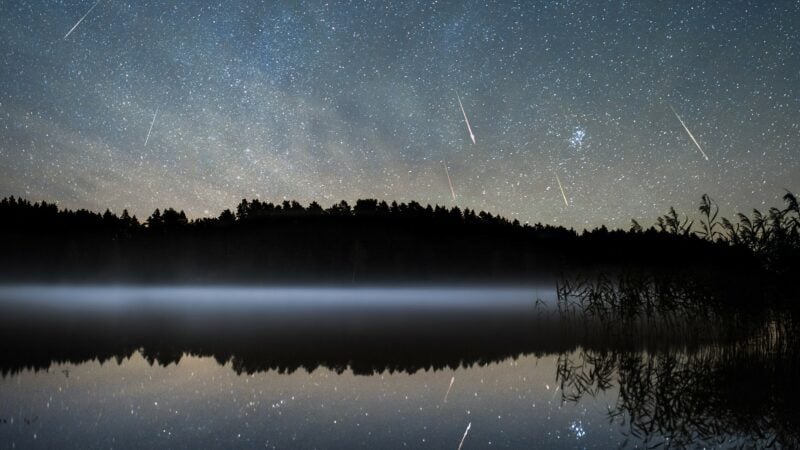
1, 0, 798, 228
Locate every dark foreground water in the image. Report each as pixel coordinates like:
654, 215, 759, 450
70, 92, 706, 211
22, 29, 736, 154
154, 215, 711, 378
0, 286, 797, 449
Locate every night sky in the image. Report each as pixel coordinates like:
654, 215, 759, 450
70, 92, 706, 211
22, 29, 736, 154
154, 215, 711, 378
1, 0, 798, 228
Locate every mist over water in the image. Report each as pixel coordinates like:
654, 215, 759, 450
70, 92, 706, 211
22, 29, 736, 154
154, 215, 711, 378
0, 285, 555, 312
0, 286, 555, 337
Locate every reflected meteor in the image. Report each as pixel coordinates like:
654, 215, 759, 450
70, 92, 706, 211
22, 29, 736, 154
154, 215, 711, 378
444, 376, 455, 402
669, 105, 709, 161
457, 422, 472, 450
551, 384, 561, 401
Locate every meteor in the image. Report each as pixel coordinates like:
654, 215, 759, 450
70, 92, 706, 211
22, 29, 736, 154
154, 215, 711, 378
443, 376, 455, 403
669, 105, 709, 161
555, 172, 569, 207
144, 105, 159, 147
456, 93, 476, 145
444, 161, 456, 201
457, 422, 472, 450
551, 384, 561, 401
64, 0, 102, 40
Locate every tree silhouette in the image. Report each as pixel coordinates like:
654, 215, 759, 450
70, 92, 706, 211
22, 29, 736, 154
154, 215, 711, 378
218, 209, 235, 225
161, 208, 188, 228
354, 199, 378, 216
146, 208, 163, 229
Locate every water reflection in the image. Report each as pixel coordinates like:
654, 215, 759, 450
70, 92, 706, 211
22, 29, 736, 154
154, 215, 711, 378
557, 347, 800, 448
0, 286, 565, 377
0, 283, 797, 448
551, 270, 800, 448
0, 351, 616, 449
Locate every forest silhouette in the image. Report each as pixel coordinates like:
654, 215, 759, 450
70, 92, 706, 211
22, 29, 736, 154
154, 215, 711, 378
0, 192, 798, 291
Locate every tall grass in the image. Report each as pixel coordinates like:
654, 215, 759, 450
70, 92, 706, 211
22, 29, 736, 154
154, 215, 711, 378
555, 271, 739, 349
641, 191, 800, 274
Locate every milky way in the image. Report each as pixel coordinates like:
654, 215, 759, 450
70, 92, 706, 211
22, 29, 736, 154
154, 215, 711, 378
1, 1, 798, 228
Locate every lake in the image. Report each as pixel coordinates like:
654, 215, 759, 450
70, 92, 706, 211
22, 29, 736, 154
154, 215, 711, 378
0, 286, 796, 448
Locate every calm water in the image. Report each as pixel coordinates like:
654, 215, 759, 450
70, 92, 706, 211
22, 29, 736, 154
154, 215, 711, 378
0, 287, 796, 449
1, 351, 626, 449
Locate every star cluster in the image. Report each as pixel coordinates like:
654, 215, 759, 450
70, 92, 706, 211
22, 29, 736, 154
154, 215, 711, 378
1, 0, 798, 228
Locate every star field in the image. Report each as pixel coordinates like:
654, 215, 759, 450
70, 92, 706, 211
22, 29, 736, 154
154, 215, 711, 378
1, 0, 798, 228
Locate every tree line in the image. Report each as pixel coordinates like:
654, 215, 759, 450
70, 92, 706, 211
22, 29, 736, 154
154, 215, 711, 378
0, 193, 796, 289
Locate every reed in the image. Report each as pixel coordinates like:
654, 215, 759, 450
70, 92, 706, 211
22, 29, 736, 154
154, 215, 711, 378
555, 337, 800, 448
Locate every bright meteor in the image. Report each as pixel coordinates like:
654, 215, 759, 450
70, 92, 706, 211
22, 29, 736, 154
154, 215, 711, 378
64, 0, 102, 40
144, 106, 159, 147
669, 105, 709, 161
555, 172, 569, 207
456, 93, 476, 145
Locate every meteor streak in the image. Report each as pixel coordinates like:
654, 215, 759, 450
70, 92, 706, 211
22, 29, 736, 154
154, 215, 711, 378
456, 93, 476, 145
64, 0, 102, 40
555, 172, 569, 207
444, 161, 456, 201
443, 376, 455, 403
144, 105, 159, 147
457, 422, 472, 450
551, 384, 561, 401
669, 105, 709, 161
